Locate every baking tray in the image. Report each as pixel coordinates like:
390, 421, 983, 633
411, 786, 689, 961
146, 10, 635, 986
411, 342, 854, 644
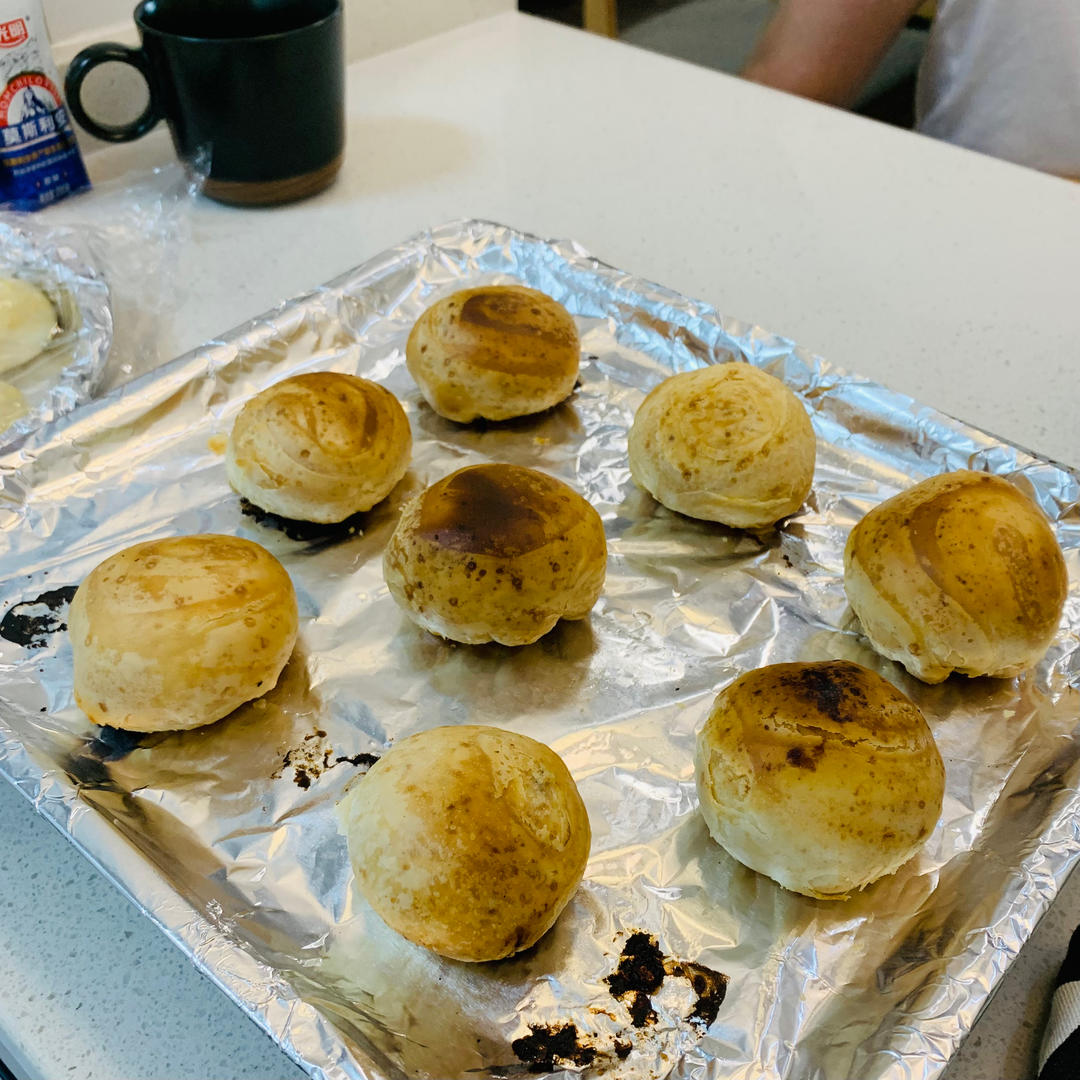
0, 220, 1078, 1080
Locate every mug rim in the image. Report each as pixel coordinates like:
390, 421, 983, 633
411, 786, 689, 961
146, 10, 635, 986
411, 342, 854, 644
134, 0, 340, 44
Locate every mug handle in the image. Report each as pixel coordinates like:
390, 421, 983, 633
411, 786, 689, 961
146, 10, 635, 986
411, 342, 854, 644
64, 43, 160, 143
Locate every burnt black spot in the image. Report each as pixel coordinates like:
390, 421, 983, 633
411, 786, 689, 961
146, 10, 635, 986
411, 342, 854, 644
783, 661, 868, 725
239, 498, 366, 549
511, 1024, 597, 1072
786, 743, 824, 771
335, 752, 379, 768
276, 735, 379, 788
506, 936, 728, 1072
626, 991, 655, 1027
607, 931, 730, 1033
666, 960, 729, 1030
0, 585, 79, 648
87, 725, 157, 762
606, 931, 666, 1027
417, 466, 563, 557
61, 725, 161, 788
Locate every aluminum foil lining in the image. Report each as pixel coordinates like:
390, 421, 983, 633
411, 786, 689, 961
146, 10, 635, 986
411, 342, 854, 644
0, 219, 1078, 1080
0, 216, 112, 444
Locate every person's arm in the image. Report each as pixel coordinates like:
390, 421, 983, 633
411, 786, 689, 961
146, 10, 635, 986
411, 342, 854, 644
742, 0, 923, 108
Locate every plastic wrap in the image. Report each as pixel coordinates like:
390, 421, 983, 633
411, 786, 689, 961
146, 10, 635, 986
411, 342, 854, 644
0, 220, 1078, 1080
0, 161, 197, 446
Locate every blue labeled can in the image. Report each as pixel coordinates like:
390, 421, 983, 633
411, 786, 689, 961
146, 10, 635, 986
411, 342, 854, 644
0, 1, 90, 210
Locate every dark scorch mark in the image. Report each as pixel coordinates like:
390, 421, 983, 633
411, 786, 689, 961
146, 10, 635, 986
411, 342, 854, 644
607, 931, 729, 1031
0, 585, 78, 648
510, 930, 729, 1071
605, 931, 666, 1027
511, 1024, 597, 1073
782, 661, 869, 726
239, 498, 366, 547
62, 725, 161, 788
276, 732, 379, 789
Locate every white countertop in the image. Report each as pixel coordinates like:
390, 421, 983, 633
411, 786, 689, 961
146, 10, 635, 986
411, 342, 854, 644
2, 11, 1079, 1080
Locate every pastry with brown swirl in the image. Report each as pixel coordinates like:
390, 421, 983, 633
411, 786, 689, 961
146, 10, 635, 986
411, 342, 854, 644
226, 373, 411, 523
69, 534, 298, 732
338, 724, 591, 961
383, 463, 607, 645
406, 284, 580, 422
844, 470, 1068, 683
627, 363, 816, 529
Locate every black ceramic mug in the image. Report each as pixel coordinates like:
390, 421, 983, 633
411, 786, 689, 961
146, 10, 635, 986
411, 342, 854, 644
65, 0, 344, 205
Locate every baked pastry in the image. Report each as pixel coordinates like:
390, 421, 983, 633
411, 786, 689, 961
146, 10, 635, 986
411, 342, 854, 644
844, 470, 1068, 683
695, 660, 944, 899
627, 363, 815, 529
226, 372, 411, 523
0, 277, 57, 373
405, 285, 579, 422
0, 381, 27, 430
338, 724, 591, 961
69, 534, 298, 732
383, 463, 606, 646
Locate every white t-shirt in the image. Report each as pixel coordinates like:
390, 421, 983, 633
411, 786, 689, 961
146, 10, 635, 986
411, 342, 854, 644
916, 0, 1080, 177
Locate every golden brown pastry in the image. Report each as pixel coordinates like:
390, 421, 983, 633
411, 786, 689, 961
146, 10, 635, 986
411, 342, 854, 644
0, 277, 57, 374
226, 372, 411, 523
627, 363, 815, 529
695, 661, 944, 899
844, 470, 1067, 683
405, 285, 579, 422
383, 463, 606, 646
0, 381, 27, 430
69, 534, 298, 732
338, 724, 591, 961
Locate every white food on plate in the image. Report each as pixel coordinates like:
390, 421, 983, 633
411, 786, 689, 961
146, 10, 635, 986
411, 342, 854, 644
0, 380, 27, 430
0, 277, 57, 374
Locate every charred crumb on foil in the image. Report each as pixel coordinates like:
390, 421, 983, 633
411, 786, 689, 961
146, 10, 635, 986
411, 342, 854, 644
605, 931, 665, 1027
607, 930, 730, 1032
273, 730, 380, 788
511, 1024, 597, 1072
0, 585, 79, 648
238, 497, 366, 546
508, 932, 728, 1072
334, 752, 380, 768
665, 960, 729, 1030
